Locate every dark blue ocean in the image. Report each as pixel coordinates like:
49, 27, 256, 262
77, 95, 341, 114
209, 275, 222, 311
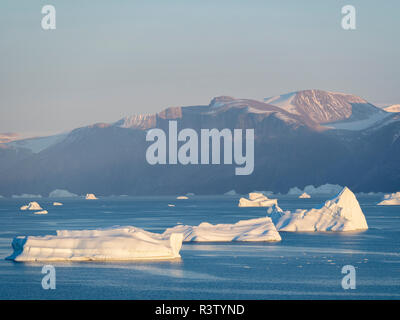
0, 195, 399, 299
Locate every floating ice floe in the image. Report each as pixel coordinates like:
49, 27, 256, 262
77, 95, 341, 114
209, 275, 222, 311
268, 187, 368, 232
53, 202, 63, 206
7, 226, 184, 262
34, 210, 48, 215
163, 217, 281, 242
20, 202, 43, 211
377, 192, 400, 205
168, 204, 176, 207
85, 193, 98, 200
176, 196, 188, 200
298, 192, 311, 199
238, 193, 278, 207
49, 189, 78, 198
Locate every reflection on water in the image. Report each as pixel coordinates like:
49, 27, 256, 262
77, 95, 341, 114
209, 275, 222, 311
0, 195, 399, 299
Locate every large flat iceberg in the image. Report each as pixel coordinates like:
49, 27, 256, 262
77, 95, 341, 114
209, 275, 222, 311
238, 193, 278, 207
377, 192, 400, 205
7, 227, 183, 262
268, 187, 368, 232
163, 217, 281, 242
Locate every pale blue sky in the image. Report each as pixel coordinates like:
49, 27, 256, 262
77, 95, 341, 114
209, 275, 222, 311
1, 0, 399, 135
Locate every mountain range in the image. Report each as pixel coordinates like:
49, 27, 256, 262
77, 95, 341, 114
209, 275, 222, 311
1, 89, 399, 196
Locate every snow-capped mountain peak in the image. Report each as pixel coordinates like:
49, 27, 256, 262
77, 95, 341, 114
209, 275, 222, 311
384, 104, 400, 113
113, 114, 156, 130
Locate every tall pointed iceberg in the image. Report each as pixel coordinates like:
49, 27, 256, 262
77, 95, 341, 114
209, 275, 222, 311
268, 187, 368, 232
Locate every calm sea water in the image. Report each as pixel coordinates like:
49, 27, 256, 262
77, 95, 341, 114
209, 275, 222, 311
0, 195, 399, 300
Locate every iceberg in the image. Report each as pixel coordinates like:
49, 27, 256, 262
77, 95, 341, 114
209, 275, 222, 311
49, 189, 78, 198
168, 204, 176, 207
163, 217, 281, 242
85, 193, 98, 200
7, 226, 184, 262
20, 202, 43, 211
298, 192, 311, 199
176, 196, 188, 200
238, 193, 278, 207
34, 210, 48, 215
53, 202, 63, 206
377, 192, 400, 205
268, 187, 368, 232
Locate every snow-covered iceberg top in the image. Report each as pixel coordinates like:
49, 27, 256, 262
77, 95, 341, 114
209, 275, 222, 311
378, 192, 400, 205
268, 187, 368, 232
176, 196, 188, 200
53, 202, 63, 206
20, 202, 43, 211
287, 184, 343, 195
7, 226, 184, 262
298, 192, 311, 199
49, 189, 78, 198
238, 192, 278, 207
163, 217, 281, 242
85, 193, 98, 200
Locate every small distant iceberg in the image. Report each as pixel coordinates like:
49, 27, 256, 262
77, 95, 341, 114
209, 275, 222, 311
176, 196, 188, 200
85, 193, 98, 200
238, 193, 278, 207
13, 194, 42, 199
269, 187, 368, 232
34, 210, 48, 215
7, 226, 184, 262
298, 192, 311, 199
287, 184, 343, 196
377, 192, 400, 206
20, 202, 43, 211
168, 204, 176, 207
53, 202, 63, 206
224, 190, 238, 196
163, 217, 281, 242
49, 189, 78, 198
